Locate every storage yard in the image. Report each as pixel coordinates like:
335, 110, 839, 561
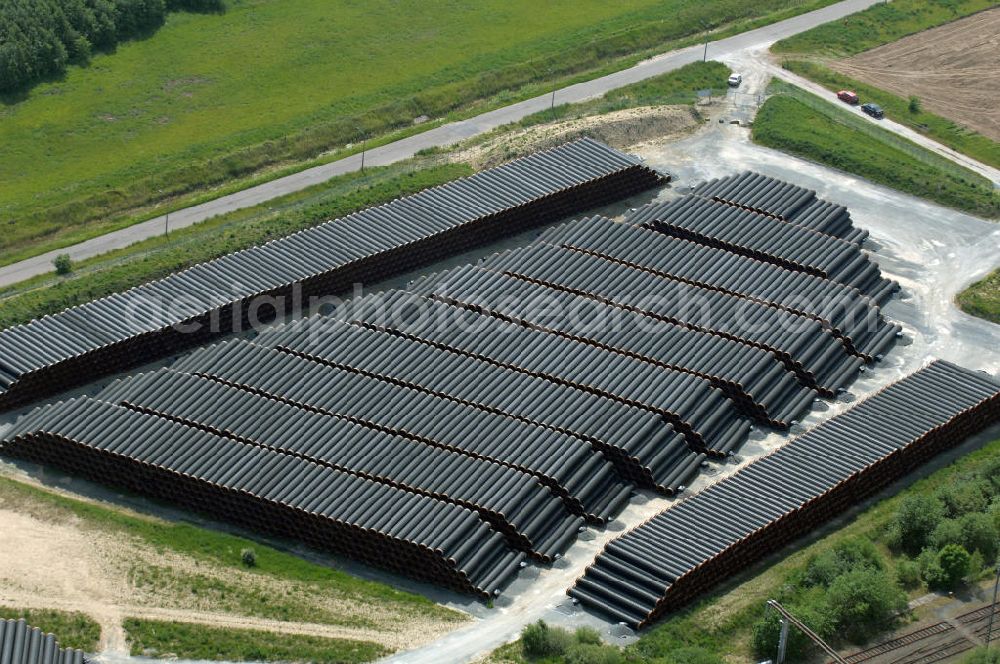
2, 106, 1000, 664
830, 7, 1000, 142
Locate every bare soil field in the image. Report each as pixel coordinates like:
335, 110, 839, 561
830, 8, 1000, 141
0, 472, 465, 655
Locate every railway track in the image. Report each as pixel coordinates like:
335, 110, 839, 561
837, 602, 1000, 664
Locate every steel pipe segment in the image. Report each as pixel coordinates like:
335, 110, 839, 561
535, 216, 900, 357
276, 315, 701, 494
481, 237, 862, 399
0, 619, 88, 664
416, 257, 816, 426
340, 290, 751, 458
169, 338, 623, 521
630, 196, 896, 301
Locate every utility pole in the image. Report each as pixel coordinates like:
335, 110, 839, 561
700, 20, 710, 62
766, 600, 847, 664
987, 562, 1000, 647
158, 190, 169, 238
776, 615, 790, 664
551, 88, 556, 116
359, 132, 367, 173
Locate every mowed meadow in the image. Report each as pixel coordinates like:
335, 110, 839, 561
0, 0, 833, 262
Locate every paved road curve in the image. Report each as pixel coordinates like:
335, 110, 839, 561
0, 0, 882, 289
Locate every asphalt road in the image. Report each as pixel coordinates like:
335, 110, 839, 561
0, 0, 883, 289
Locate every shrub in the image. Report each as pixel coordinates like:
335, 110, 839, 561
522, 621, 572, 658
804, 538, 883, 587
240, 548, 256, 567
931, 518, 965, 550
574, 626, 603, 645
895, 558, 921, 589
825, 567, 907, 643
908, 96, 921, 114
979, 457, 1000, 492
938, 544, 971, 589
53, 254, 73, 275
968, 550, 986, 583
887, 495, 945, 555
965, 646, 1000, 663
959, 512, 999, 561
936, 479, 991, 518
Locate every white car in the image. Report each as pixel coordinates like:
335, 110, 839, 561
728, 73, 742, 87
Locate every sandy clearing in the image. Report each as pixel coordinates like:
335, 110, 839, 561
451, 104, 702, 170
830, 8, 1000, 141
0, 478, 464, 655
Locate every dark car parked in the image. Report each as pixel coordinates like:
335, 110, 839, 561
861, 102, 884, 119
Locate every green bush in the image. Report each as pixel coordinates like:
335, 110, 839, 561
964, 646, 1000, 663
958, 512, 999, 561
908, 96, 921, 114
895, 558, 921, 589
804, 537, 883, 587
932, 518, 965, 550
522, 621, 572, 658
824, 568, 907, 643
240, 548, 256, 567
887, 494, 945, 555
574, 627, 603, 645
938, 544, 972, 590
936, 479, 991, 518
52, 254, 73, 275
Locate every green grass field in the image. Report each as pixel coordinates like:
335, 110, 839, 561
958, 269, 1000, 325
752, 82, 999, 218
122, 619, 387, 663
0, 0, 836, 264
771, 0, 997, 56
0, 608, 101, 652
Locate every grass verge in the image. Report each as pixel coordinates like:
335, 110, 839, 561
0, 160, 471, 329
958, 268, 1000, 325
780, 60, 1000, 170
122, 618, 388, 663
752, 80, 999, 218
0, 475, 462, 624
0, 608, 101, 652
0, 0, 838, 264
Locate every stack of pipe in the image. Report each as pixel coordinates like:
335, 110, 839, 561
569, 361, 1000, 627
0, 619, 88, 664
0, 138, 666, 411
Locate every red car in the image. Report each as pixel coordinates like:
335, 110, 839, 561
837, 90, 859, 105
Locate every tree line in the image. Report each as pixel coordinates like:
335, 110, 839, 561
0, 0, 224, 93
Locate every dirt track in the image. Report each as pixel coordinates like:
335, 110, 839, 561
0, 478, 464, 655
830, 8, 1000, 141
